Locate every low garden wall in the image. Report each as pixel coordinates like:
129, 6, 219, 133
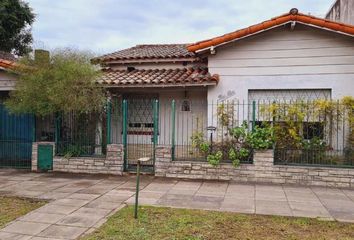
32, 143, 124, 175
155, 146, 354, 188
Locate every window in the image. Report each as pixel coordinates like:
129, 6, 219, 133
124, 94, 157, 135
303, 122, 324, 140
181, 99, 191, 112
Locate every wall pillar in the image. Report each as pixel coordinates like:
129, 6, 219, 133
31, 142, 55, 171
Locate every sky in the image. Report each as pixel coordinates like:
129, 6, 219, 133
26, 0, 334, 56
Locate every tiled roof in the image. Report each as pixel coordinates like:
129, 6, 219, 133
94, 44, 196, 62
0, 59, 17, 70
97, 67, 219, 87
188, 8, 354, 52
0, 51, 16, 61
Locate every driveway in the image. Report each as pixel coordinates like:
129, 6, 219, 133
0, 169, 354, 239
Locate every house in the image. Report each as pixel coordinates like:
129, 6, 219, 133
0, 51, 17, 94
93, 9, 354, 169
326, 0, 354, 25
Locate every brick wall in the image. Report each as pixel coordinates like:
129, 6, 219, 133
155, 146, 354, 188
32, 143, 124, 175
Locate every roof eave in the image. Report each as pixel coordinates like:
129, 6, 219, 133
194, 21, 354, 54
100, 57, 199, 65
100, 82, 217, 88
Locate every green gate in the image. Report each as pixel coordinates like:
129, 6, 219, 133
0, 104, 34, 169
122, 96, 159, 172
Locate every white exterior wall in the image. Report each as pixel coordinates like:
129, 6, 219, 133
0, 70, 16, 90
207, 24, 354, 102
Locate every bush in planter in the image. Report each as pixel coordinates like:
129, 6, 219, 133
191, 123, 274, 167
207, 151, 223, 166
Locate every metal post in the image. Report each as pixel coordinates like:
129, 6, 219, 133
252, 100, 256, 131
134, 160, 141, 219
106, 100, 112, 145
152, 100, 158, 168
171, 100, 176, 161
32, 114, 36, 142
122, 100, 128, 171
55, 113, 61, 154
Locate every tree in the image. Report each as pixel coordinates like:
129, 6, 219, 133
5, 48, 105, 116
0, 0, 35, 56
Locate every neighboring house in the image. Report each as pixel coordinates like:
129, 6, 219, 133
0, 51, 17, 94
326, 0, 354, 25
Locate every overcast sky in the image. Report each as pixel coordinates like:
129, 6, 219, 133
26, 0, 334, 55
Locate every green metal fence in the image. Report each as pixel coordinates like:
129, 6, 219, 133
55, 111, 106, 157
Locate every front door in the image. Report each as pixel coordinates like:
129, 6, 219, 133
123, 94, 158, 172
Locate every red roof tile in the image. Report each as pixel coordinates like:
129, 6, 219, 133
0, 59, 17, 70
98, 67, 219, 87
188, 9, 354, 52
94, 44, 196, 63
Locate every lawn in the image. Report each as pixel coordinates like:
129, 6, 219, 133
0, 196, 46, 229
82, 206, 354, 240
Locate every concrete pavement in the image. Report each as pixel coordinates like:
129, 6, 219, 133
0, 169, 354, 239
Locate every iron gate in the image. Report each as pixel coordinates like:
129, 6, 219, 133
0, 104, 34, 169
122, 96, 158, 172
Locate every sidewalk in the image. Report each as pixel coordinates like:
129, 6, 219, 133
0, 169, 354, 239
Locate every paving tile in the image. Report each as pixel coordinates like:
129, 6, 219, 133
35, 204, 79, 215
50, 198, 89, 207
289, 201, 331, 218
0, 232, 32, 240
220, 198, 255, 214
329, 210, 354, 223
256, 200, 293, 217
30, 237, 62, 240
256, 190, 287, 201
72, 207, 111, 217
38, 192, 72, 200
1, 221, 50, 235
85, 199, 122, 210
284, 191, 320, 203
53, 186, 83, 194
20, 212, 66, 224
67, 193, 100, 201
196, 182, 228, 196
38, 225, 87, 240
56, 212, 104, 227
95, 194, 131, 203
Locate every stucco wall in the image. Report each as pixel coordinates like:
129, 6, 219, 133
207, 24, 354, 103
0, 70, 16, 90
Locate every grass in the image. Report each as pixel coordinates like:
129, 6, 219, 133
0, 196, 47, 229
82, 206, 354, 240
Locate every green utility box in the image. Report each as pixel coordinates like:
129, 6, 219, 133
38, 144, 53, 171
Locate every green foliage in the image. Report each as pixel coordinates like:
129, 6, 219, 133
5, 48, 105, 116
247, 125, 274, 150
228, 148, 249, 167
0, 0, 35, 55
207, 151, 222, 166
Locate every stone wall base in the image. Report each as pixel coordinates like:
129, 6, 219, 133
32, 143, 124, 175
155, 146, 354, 188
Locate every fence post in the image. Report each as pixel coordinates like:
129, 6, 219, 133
106, 100, 112, 145
252, 100, 256, 131
153, 99, 159, 168
32, 114, 36, 142
54, 113, 61, 155
122, 100, 128, 171
171, 100, 176, 161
